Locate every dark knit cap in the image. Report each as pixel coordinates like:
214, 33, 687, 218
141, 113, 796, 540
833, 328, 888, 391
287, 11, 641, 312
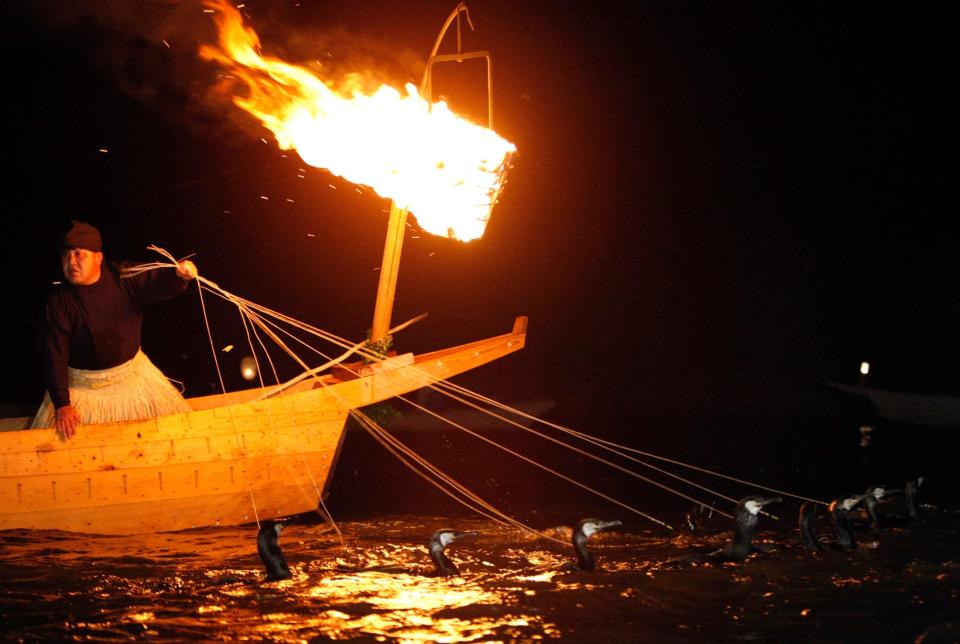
61, 220, 102, 252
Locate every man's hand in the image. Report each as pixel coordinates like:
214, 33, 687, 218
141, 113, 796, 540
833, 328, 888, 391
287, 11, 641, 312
55, 405, 80, 439
176, 259, 198, 281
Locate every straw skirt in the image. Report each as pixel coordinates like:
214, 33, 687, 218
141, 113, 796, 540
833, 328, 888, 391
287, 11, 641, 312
31, 349, 190, 428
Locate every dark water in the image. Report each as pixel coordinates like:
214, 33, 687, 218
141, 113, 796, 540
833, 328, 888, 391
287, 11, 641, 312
2, 412, 960, 642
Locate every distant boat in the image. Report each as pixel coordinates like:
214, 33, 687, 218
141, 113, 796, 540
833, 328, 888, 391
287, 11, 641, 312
828, 382, 960, 427
383, 397, 556, 432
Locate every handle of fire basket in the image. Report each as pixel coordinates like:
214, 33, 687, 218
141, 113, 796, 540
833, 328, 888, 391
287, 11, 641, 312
420, 3, 494, 131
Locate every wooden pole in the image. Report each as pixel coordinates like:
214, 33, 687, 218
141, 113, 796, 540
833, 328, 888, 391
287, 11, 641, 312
369, 3, 482, 343
371, 202, 408, 342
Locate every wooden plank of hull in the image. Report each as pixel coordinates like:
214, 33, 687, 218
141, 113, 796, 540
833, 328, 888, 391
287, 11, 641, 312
3, 451, 335, 534
0, 317, 526, 534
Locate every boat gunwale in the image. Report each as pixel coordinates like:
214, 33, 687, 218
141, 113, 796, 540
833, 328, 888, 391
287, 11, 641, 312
1, 318, 527, 442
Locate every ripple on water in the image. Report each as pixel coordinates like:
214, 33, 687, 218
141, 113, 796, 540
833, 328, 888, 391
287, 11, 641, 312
1, 510, 959, 642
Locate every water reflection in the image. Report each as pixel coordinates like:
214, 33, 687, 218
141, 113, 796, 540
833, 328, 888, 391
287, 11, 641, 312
281, 543, 560, 640
859, 424, 874, 448
254, 579, 550, 641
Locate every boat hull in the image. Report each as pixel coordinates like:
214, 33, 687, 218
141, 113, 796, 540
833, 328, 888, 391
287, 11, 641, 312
829, 381, 960, 427
1, 318, 527, 534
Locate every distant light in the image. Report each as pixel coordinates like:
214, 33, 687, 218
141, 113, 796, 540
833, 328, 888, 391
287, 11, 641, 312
240, 356, 257, 381
860, 361, 870, 376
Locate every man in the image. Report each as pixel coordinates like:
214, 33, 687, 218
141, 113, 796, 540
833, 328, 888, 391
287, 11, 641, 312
31, 220, 198, 439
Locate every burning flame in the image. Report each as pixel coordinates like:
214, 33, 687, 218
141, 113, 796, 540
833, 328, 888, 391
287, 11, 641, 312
200, 1, 516, 241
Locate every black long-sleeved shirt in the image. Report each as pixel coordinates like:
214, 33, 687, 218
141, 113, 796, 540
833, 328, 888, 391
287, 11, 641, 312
38, 261, 188, 408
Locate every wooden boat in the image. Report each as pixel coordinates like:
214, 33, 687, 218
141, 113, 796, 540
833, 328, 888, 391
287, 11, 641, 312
0, 317, 527, 534
1, 3, 527, 535
828, 382, 960, 427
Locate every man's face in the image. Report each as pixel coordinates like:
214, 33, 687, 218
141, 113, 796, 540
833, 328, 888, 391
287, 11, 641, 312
61, 247, 103, 286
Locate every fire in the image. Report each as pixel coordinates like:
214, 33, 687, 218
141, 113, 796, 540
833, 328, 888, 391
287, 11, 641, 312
200, 1, 516, 241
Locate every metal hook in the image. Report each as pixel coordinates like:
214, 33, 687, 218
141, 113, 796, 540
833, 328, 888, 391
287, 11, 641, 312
454, 3, 476, 57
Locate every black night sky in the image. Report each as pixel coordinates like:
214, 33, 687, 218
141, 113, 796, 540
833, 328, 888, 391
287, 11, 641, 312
0, 1, 953, 423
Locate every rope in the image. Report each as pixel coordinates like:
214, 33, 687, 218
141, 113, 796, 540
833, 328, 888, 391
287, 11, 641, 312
406, 387, 735, 519
428, 379, 828, 507
124, 248, 272, 524
253, 313, 428, 400
351, 408, 570, 546
392, 392, 675, 530
126, 245, 817, 540
196, 278, 225, 394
